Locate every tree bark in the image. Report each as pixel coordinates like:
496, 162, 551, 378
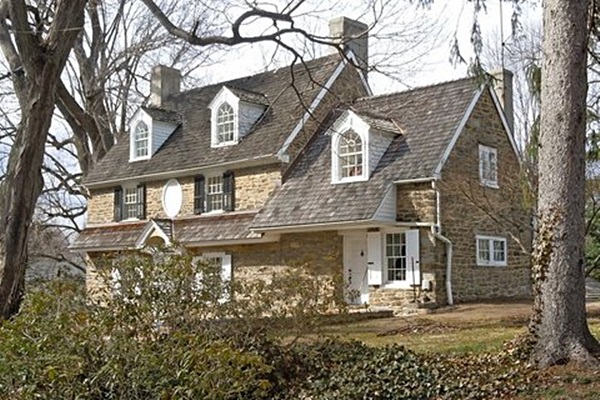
0, 0, 86, 319
531, 0, 600, 366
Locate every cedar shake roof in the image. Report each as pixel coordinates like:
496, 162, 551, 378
251, 78, 482, 229
141, 106, 181, 124
71, 213, 261, 251
175, 213, 261, 244
227, 86, 270, 106
84, 54, 344, 186
70, 222, 145, 250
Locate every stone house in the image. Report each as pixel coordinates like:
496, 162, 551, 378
71, 17, 531, 310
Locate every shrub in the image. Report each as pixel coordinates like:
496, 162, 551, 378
0, 249, 540, 399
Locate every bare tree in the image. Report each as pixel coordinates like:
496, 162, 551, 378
529, 0, 600, 366
0, 0, 87, 318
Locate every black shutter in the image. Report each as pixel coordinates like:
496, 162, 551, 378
194, 175, 205, 214
114, 186, 123, 222
223, 171, 235, 212
136, 184, 146, 219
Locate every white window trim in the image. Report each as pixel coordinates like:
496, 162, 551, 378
209, 88, 240, 148
375, 228, 420, 290
204, 174, 225, 214
122, 184, 140, 221
331, 128, 369, 184
476, 235, 507, 267
479, 144, 499, 188
214, 102, 237, 146
130, 119, 152, 162
193, 253, 232, 302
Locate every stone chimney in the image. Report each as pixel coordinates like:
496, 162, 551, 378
329, 17, 369, 77
490, 68, 514, 134
150, 65, 181, 108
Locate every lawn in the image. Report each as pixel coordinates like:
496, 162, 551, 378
318, 302, 600, 399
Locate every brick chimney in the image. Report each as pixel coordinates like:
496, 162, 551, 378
150, 65, 181, 108
490, 68, 514, 134
329, 17, 369, 77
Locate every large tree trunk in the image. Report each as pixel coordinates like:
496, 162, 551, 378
0, 0, 86, 319
0, 82, 54, 318
530, 0, 600, 366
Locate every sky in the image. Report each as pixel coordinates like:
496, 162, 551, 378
194, 0, 542, 96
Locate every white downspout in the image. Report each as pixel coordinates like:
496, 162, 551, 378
431, 180, 454, 306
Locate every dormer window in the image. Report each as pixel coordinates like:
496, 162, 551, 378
339, 130, 364, 179
216, 102, 235, 144
128, 107, 180, 162
134, 122, 149, 158
330, 111, 398, 185
332, 128, 368, 184
209, 86, 268, 148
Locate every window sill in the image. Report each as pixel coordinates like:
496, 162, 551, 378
476, 262, 507, 267
332, 176, 368, 185
480, 180, 499, 189
380, 282, 418, 290
129, 156, 151, 162
211, 140, 238, 148
202, 210, 225, 216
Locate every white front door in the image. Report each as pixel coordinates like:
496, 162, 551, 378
343, 233, 369, 304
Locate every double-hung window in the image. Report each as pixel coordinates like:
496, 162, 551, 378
479, 145, 498, 188
114, 184, 146, 221
193, 171, 235, 214
476, 235, 507, 266
206, 176, 224, 212
385, 232, 407, 282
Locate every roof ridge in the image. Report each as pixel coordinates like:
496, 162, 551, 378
355, 76, 477, 103
179, 53, 341, 97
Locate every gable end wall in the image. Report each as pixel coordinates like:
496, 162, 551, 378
439, 90, 532, 302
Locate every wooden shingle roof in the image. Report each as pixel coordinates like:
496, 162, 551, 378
84, 54, 344, 186
251, 78, 482, 229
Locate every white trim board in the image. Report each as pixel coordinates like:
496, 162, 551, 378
276, 50, 372, 160
135, 220, 171, 248
487, 87, 520, 157
433, 87, 484, 177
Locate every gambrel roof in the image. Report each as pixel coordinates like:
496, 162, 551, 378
84, 53, 352, 186
251, 78, 485, 230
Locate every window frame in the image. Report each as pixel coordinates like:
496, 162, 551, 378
476, 235, 507, 267
332, 129, 368, 184
215, 102, 236, 145
479, 144, 498, 188
130, 120, 151, 161
123, 186, 139, 220
206, 175, 224, 213
384, 231, 407, 284
194, 172, 235, 215
339, 130, 364, 180
193, 252, 232, 302
116, 184, 146, 221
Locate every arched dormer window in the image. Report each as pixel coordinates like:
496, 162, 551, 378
216, 102, 235, 144
339, 130, 363, 179
134, 121, 149, 158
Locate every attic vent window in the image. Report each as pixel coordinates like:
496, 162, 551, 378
134, 121, 149, 158
216, 102, 236, 144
